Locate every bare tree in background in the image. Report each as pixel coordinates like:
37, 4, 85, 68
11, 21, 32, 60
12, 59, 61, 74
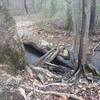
51, 0, 57, 16
89, 0, 96, 35
24, 0, 28, 14
64, 0, 73, 31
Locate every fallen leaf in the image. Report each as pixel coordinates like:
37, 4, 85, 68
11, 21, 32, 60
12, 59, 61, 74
18, 87, 27, 100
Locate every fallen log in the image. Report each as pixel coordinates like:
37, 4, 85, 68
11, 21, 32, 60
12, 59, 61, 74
43, 62, 72, 75
35, 47, 56, 66
28, 64, 62, 81
24, 42, 75, 69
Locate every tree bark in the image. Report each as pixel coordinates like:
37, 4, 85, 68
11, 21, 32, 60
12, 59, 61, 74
24, 0, 28, 14
0, 6, 26, 71
89, 0, 96, 35
71, 0, 79, 60
64, 0, 73, 31
78, 0, 91, 71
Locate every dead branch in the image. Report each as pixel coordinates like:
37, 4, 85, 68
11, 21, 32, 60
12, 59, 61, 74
47, 49, 59, 62
34, 83, 67, 87
34, 89, 85, 100
35, 47, 56, 66
35, 46, 59, 67
29, 64, 62, 79
20, 83, 85, 100
45, 62, 59, 67
57, 56, 74, 69
43, 62, 71, 76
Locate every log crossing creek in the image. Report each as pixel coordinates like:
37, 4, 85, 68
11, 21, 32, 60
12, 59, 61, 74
24, 43, 100, 73
24, 44, 72, 67
24, 44, 73, 75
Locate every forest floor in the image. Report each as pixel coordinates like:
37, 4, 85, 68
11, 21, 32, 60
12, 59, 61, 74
0, 16, 100, 100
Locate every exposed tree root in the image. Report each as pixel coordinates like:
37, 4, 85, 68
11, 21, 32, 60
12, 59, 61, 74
82, 65, 93, 82
68, 66, 92, 82
67, 61, 100, 83
68, 66, 82, 83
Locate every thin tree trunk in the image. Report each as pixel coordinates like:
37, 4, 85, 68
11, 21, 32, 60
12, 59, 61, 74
6, 0, 9, 7
38, 0, 43, 12
89, 0, 96, 35
71, 0, 79, 61
24, 0, 28, 14
78, 0, 91, 70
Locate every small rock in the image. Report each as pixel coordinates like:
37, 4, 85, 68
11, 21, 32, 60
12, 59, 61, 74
63, 49, 69, 57
40, 40, 49, 47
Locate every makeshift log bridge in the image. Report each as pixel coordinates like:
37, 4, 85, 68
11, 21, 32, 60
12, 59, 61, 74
24, 42, 75, 68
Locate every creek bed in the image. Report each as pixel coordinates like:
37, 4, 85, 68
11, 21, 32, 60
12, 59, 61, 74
24, 44, 72, 75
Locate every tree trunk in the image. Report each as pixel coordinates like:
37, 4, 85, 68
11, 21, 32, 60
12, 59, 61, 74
89, 0, 96, 35
78, 0, 91, 70
64, 0, 73, 31
50, 0, 57, 17
0, 6, 26, 71
24, 0, 28, 14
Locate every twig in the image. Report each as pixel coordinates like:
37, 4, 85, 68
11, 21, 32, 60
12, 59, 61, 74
34, 83, 67, 87
45, 62, 58, 67
29, 64, 62, 79
34, 89, 85, 100
47, 49, 59, 62
19, 84, 85, 100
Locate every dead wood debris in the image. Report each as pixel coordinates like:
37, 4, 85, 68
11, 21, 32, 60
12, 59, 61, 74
35, 47, 56, 66
20, 83, 85, 100
34, 89, 85, 100
28, 64, 62, 81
